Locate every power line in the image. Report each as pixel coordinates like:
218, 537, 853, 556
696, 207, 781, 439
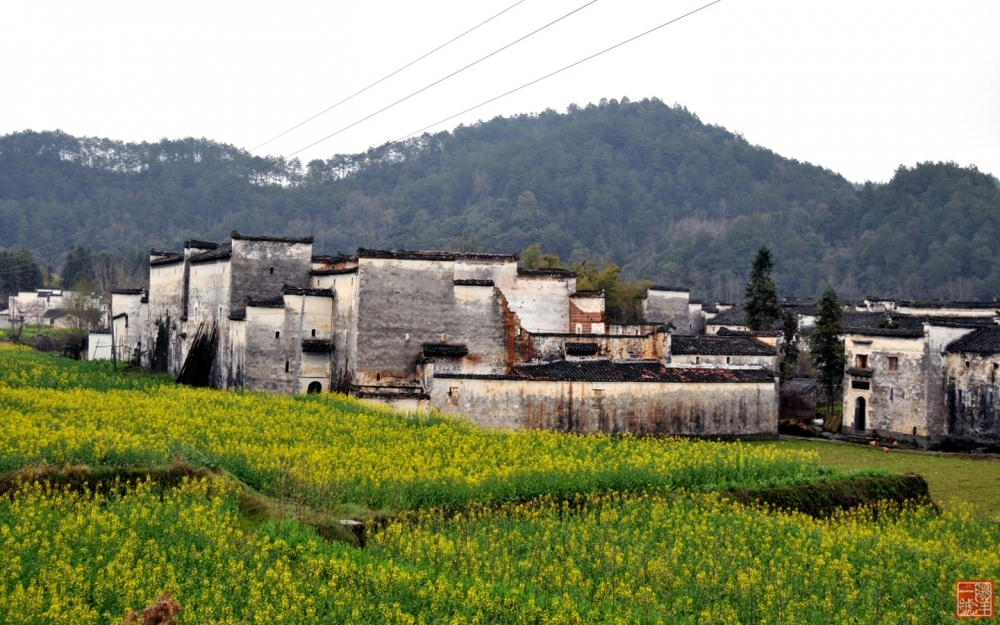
179, 0, 600, 210
194, 0, 529, 182
244, 0, 724, 206
396, 0, 724, 141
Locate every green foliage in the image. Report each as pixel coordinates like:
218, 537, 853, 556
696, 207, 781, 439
809, 288, 846, 411
574, 260, 650, 323
61, 245, 94, 289
1, 106, 998, 300
0, 247, 43, 298
779, 309, 800, 382
744, 246, 781, 331
519, 244, 562, 269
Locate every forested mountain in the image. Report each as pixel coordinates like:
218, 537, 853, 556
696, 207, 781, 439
1, 97, 997, 301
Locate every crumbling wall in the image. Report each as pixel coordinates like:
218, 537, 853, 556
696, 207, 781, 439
503, 270, 574, 334
569, 294, 605, 334
431, 377, 778, 436
530, 332, 665, 362
187, 258, 232, 387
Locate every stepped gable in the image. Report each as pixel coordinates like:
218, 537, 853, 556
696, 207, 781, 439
188, 243, 232, 264
231, 231, 313, 244
946, 326, 1000, 354
671, 335, 775, 356
438, 360, 774, 384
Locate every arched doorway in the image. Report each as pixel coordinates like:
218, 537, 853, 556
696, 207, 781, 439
307, 381, 322, 394
854, 397, 866, 431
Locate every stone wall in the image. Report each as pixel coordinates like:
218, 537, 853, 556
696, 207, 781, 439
430, 376, 778, 436
147, 258, 186, 375
312, 268, 360, 391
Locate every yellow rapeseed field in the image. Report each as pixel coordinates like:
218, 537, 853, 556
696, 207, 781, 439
0, 344, 836, 508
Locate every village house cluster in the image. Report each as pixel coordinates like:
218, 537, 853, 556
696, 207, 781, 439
80, 232, 781, 438
6, 231, 998, 446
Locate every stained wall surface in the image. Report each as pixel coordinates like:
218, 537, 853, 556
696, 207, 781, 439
946, 352, 1000, 441
431, 377, 778, 436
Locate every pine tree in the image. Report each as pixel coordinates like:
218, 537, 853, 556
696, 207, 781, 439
743, 246, 781, 331
809, 287, 845, 422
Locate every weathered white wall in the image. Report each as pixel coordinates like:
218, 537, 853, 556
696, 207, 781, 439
431, 376, 778, 436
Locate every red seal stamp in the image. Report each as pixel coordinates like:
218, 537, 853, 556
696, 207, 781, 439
957, 580, 994, 618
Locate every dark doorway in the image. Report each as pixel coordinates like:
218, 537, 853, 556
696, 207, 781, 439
307, 381, 322, 394
855, 397, 866, 431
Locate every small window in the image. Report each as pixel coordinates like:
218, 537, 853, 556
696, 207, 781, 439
269, 267, 274, 274
275, 331, 280, 339
285, 360, 289, 373
376, 373, 381, 382
890, 387, 894, 402
856, 354, 869, 369
311, 329, 316, 337
695, 356, 701, 364
851, 380, 870, 390
989, 391, 995, 407
887, 357, 898, 372
958, 389, 964, 404
726, 356, 731, 365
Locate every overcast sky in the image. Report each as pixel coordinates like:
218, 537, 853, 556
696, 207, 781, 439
2, 0, 997, 183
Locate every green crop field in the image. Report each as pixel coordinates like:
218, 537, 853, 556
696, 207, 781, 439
2, 344, 998, 623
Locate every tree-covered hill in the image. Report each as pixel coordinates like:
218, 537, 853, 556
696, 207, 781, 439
1, 97, 997, 301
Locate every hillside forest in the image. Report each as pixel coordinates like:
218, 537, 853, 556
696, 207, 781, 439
1, 97, 998, 303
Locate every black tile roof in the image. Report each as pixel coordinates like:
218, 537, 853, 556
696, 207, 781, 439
671, 335, 775, 356
231, 231, 314, 244
841, 312, 924, 338
455, 252, 519, 261
359, 248, 457, 261
311, 253, 356, 263
228, 311, 246, 321
706, 304, 746, 327
926, 316, 997, 328
90, 328, 111, 334
301, 339, 334, 353
188, 243, 232, 264
422, 343, 469, 358
565, 342, 600, 356
437, 360, 775, 384
903, 300, 999, 310
355, 389, 431, 401
311, 267, 359, 276
454, 279, 495, 287
648, 285, 690, 292
246, 296, 284, 309
782, 378, 818, 395
846, 367, 873, 378
946, 326, 1000, 354
184, 240, 219, 250
570, 290, 604, 298
111, 288, 145, 296
517, 268, 577, 278
149, 252, 184, 266
281, 286, 334, 298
